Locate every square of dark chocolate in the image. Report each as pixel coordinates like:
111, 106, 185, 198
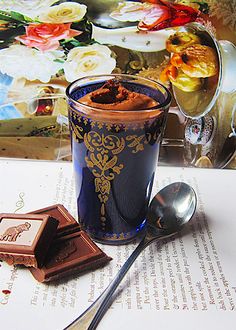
0, 213, 58, 268
30, 231, 112, 282
29, 204, 79, 237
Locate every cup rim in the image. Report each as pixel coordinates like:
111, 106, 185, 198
66, 74, 172, 114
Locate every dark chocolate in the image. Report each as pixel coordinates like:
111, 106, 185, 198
29, 231, 112, 282
29, 204, 79, 237
0, 213, 58, 267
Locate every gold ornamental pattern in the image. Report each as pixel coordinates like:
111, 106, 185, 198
84, 130, 125, 228
70, 111, 159, 228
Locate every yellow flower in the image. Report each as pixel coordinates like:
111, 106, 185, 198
63, 44, 116, 82
38, 2, 87, 23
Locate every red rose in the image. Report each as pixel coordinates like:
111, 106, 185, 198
15, 23, 81, 51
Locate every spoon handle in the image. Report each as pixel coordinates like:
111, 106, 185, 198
64, 236, 152, 330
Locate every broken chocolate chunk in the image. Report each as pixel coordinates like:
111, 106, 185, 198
29, 204, 79, 238
29, 231, 112, 282
0, 213, 58, 267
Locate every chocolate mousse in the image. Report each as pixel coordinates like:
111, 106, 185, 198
78, 80, 158, 111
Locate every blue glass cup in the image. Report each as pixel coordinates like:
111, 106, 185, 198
66, 74, 171, 244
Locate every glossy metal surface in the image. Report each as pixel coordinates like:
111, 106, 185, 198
64, 182, 197, 330
172, 22, 223, 119
215, 103, 236, 168
215, 135, 236, 168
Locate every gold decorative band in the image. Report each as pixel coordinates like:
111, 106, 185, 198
69, 109, 161, 231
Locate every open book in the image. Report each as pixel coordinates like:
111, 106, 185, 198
0, 158, 236, 330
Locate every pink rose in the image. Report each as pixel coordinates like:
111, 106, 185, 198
15, 23, 81, 51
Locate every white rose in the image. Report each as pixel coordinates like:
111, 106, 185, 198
0, 45, 64, 83
0, 0, 58, 19
63, 44, 116, 82
38, 2, 87, 23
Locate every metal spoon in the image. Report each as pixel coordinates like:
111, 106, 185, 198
64, 182, 197, 330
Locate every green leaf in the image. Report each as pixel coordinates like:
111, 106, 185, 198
193, 2, 209, 14
10, 11, 33, 23
59, 17, 94, 53
70, 39, 82, 47
0, 11, 13, 22
57, 68, 64, 76
0, 10, 33, 24
71, 17, 93, 42
53, 59, 65, 63
0, 25, 25, 49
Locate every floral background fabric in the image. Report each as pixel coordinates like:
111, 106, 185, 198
0, 1, 116, 82
2, 0, 234, 84
0, 0, 235, 167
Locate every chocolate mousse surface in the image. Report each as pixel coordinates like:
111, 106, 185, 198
78, 80, 158, 111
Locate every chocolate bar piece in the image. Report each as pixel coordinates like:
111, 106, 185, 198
29, 204, 79, 237
0, 213, 58, 268
30, 231, 112, 282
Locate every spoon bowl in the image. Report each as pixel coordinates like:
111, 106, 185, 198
147, 182, 197, 236
65, 182, 197, 330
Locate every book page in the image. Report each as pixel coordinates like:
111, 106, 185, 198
0, 159, 235, 329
